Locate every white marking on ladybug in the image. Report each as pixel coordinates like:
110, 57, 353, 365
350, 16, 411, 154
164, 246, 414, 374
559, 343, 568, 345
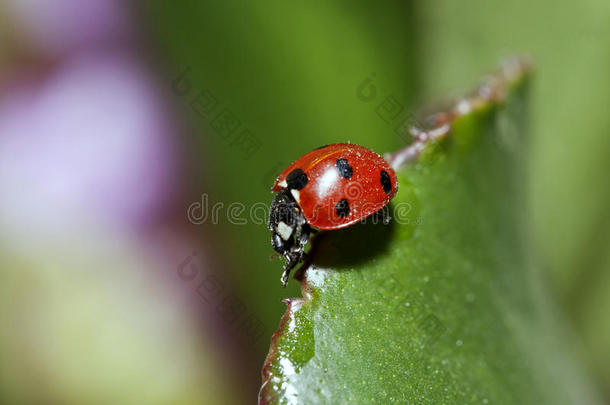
277, 221, 293, 241
316, 170, 338, 197
290, 189, 300, 203
278, 180, 287, 188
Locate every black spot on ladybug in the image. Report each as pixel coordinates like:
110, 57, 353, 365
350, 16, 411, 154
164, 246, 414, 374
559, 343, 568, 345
335, 158, 353, 179
286, 168, 308, 190
335, 198, 350, 218
380, 170, 392, 194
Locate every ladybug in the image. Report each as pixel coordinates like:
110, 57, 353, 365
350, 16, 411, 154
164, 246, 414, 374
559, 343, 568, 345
268, 143, 398, 286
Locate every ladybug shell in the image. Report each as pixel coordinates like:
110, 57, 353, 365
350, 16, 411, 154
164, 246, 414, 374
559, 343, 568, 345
272, 143, 398, 230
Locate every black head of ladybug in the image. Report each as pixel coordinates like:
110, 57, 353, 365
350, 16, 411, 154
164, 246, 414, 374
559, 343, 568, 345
268, 189, 311, 286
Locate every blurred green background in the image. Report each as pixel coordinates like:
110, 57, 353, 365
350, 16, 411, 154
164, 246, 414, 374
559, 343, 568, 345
0, 0, 608, 403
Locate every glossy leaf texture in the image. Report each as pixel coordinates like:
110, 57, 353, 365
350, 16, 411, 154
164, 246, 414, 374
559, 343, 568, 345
260, 67, 601, 404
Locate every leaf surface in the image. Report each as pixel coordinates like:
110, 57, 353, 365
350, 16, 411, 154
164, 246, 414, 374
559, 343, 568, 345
260, 61, 596, 404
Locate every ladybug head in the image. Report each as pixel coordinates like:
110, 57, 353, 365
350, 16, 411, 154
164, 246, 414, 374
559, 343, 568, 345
268, 189, 311, 286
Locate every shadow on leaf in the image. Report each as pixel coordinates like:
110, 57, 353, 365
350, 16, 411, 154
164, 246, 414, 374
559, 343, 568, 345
298, 206, 397, 273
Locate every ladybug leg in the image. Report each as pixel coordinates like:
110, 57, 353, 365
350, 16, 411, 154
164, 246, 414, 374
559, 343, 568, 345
280, 222, 311, 287
280, 251, 299, 287
295, 222, 311, 258
280, 266, 292, 287
294, 219, 308, 248
269, 189, 313, 287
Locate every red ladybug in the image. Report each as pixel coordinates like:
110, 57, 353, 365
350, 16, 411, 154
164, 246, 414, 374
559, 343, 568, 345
268, 143, 398, 285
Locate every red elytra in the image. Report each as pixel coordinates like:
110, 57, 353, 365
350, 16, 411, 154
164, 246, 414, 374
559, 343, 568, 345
272, 143, 398, 230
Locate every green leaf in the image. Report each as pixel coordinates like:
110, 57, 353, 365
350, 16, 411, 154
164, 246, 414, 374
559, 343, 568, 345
260, 62, 599, 404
